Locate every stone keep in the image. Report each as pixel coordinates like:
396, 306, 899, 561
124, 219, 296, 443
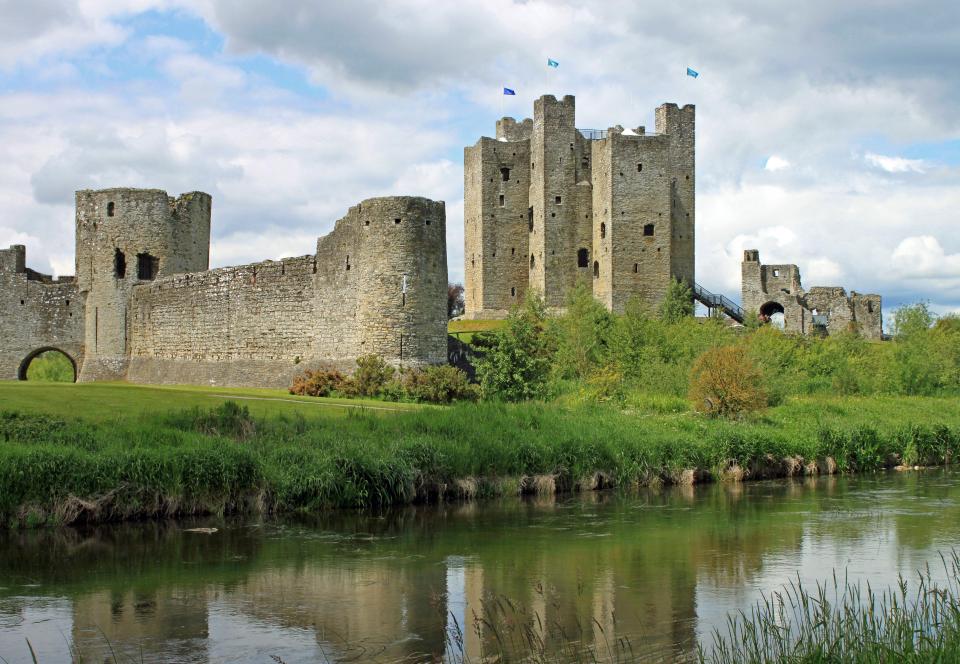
2, 189, 449, 387
741, 250, 882, 339
464, 94, 695, 317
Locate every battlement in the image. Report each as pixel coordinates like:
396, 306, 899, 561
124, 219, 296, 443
0, 245, 25, 274
496, 117, 533, 142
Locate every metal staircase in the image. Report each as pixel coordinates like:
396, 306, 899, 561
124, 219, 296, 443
693, 283, 745, 323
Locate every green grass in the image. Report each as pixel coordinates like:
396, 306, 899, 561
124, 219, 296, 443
0, 381, 959, 528
23, 350, 75, 382
448, 318, 506, 343
0, 381, 423, 422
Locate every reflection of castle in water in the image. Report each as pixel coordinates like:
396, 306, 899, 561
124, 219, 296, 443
5, 475, 958, 662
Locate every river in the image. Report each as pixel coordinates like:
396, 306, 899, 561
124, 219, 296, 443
2, 469, 959, 662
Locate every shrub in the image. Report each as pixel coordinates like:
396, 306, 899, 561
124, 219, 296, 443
191, 401, 257, 440
346, 355, 395, 397
689, 345, 767, 418
583, 364, 625, 404
472, 292, 553, 401
551, 282, 615, 380
403, 365, 477, 403
290, 368, 348, 397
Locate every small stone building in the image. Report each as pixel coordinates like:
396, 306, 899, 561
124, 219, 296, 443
463, 94, 695, 317
1, 188, 449, 387
741, 250, 882, 339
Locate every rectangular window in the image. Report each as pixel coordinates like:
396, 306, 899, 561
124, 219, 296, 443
136, 253, 159, 280
555, 196, 562, 204
499, 194, 505, 207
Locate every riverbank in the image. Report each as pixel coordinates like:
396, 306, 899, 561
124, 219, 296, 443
1, 383, 958, 527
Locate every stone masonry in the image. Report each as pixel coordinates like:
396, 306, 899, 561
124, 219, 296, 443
464, 94, 695, 317
741, 250, 882, 339
2, 189, 448, 387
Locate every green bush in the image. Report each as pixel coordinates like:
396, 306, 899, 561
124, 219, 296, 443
345, 355, 395, 397
403, 365, 477, 403
472, 292, 553, 401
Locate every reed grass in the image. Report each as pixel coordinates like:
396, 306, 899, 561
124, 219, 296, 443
699, 552, 960, 663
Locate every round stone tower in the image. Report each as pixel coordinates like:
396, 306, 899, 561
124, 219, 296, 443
342, 196, 447, 366
75, 188, 211, 382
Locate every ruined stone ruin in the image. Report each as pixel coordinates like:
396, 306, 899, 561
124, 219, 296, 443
741, 250, 882, 339
0, 189, 448, 386
463, 94, 695, 317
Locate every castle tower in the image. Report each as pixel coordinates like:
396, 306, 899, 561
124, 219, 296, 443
530, 95, 581, 307
463, 127, 531, 318
655, 104, 696, 287
75, 188, 211, 381
464, 95, 695, 318
314, 196, 448, 366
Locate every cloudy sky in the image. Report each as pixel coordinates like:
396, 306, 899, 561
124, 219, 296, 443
1, 0, 958, 315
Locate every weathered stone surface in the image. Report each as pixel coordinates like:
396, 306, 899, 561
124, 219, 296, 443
464, 94, 695, 316
0, 245, 84, 379
741, 250, 882, 339
1, 189, 448, 388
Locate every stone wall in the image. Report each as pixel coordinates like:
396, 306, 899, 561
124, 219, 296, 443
464, 94, 695, 318
125, 196, 447, 388
0, 245, 84, 380
741, 250, 882, 339
0, 190, 448, 389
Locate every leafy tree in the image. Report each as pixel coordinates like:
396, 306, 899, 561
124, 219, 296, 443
892, 302, 935, 338
551, 282, 615, 380
659, 278, 694, 323
471, 292, 552, 401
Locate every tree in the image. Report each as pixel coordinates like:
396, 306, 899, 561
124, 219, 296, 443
659, 278, 694, 323
892, 302, 935, 338
447, 283, 465, 319
552, 282, 614, 379
471, 292, 552, 401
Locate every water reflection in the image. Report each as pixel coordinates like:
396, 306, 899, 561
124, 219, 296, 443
1, 470, 959, 662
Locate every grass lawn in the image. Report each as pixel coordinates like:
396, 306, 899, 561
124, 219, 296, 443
0, 381, 423, 422
448, 318, 506, 343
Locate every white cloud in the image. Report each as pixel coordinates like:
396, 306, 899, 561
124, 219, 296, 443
764, 155, 790, 172
891, 236, 960, 279
864, 152, 927, 174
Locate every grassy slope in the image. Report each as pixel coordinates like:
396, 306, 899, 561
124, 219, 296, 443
1, 381, 958, 527
0, 382, 422, 422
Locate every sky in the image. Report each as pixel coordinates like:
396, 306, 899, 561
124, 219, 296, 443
1, 0, 958, 316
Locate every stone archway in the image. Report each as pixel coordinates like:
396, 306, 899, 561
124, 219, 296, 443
759, 301, 786, 330
17, 347, 78, 382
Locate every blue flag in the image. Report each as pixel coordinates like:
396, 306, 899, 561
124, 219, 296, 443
503, 87, 516, 95
547, 59, 559, 68
686, 67, 699, 78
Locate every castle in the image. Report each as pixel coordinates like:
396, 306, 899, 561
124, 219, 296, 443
741, 250, 882, 339
1, 94, 888, 387
463, 94, 695, 317
0, 189, 448, 387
